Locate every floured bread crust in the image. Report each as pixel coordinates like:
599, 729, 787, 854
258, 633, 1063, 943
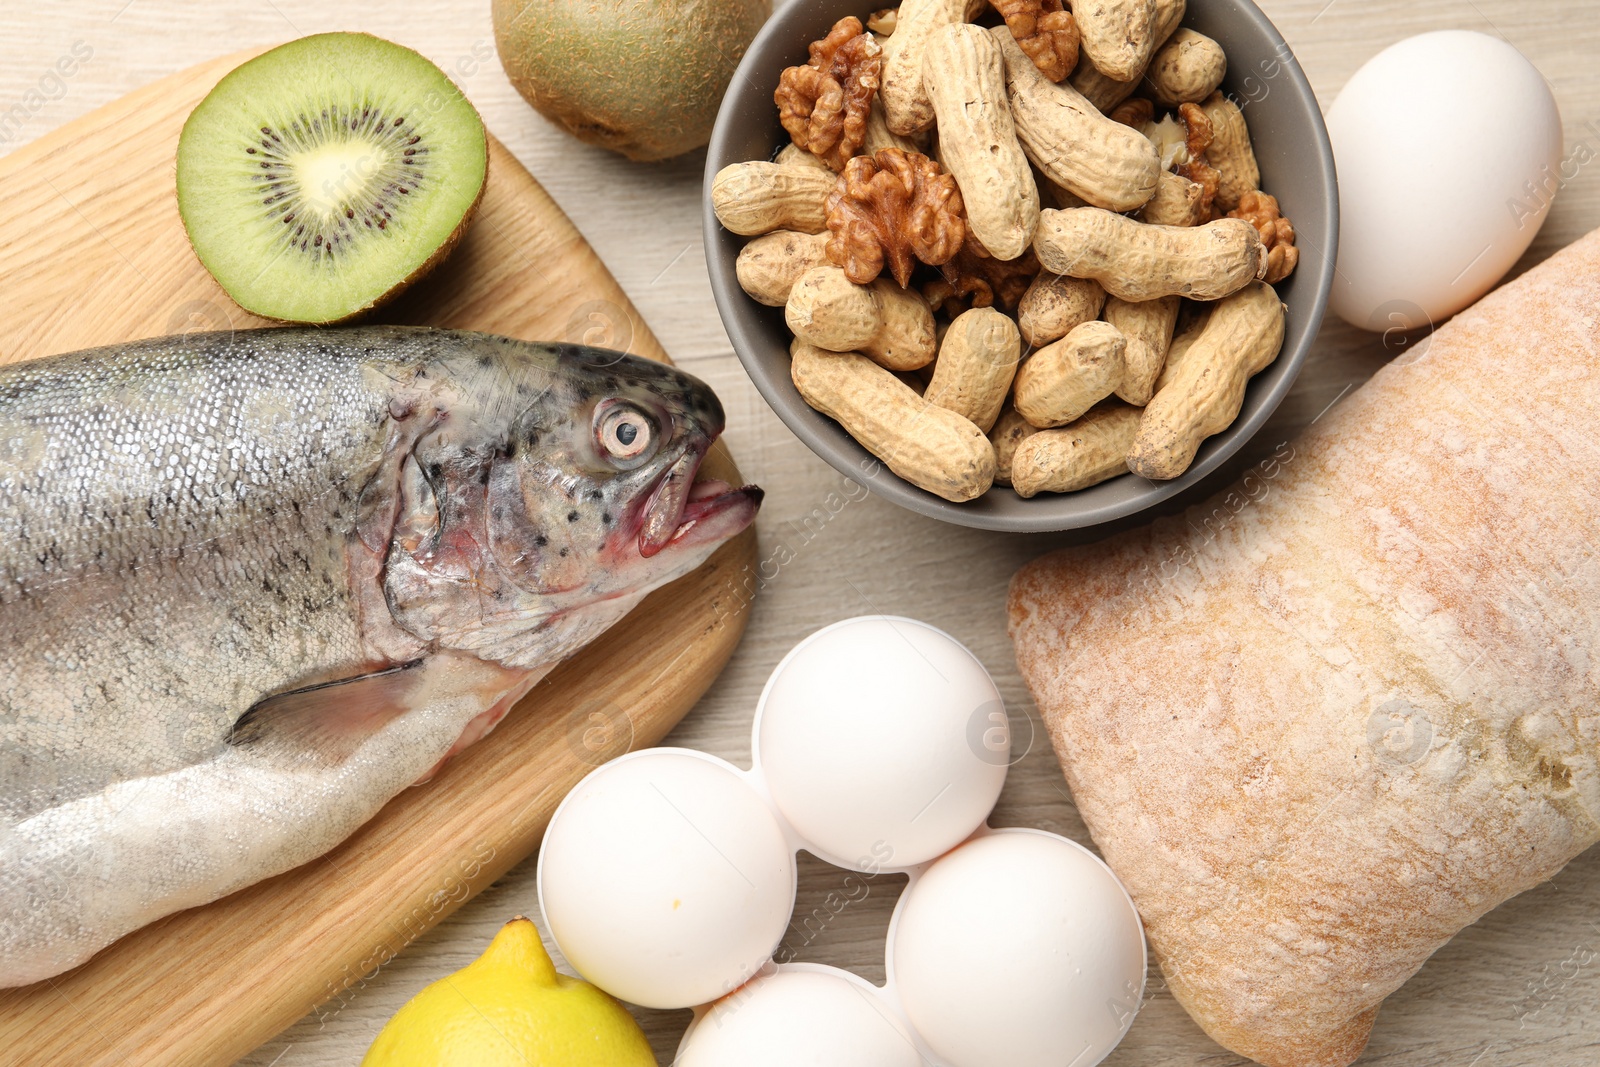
1008, 229, 1600, 1067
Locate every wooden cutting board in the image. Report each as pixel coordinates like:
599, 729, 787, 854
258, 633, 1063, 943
0, 48, 756, 1067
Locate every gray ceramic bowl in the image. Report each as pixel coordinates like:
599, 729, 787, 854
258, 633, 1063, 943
704, 0, 1337, 532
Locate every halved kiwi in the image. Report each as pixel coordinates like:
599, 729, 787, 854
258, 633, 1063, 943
177, 33, 488, 324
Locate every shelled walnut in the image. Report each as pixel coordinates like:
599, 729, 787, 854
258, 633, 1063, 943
867, 6, 899, 34
824, 148, 967, 287
924, 232, 1041, 315
990, 0, 1079, 82
1174, 102, 1220, 217
1229, 190, 1298, 283
1108, 97, 1154, 128
776, 17, 884, 171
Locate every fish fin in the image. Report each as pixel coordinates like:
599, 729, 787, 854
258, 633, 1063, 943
227, 659, 426, 765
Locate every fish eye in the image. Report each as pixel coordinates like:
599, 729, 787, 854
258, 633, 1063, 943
596, 403, 657, 467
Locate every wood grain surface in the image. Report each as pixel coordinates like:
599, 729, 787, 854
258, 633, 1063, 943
2, 2, 1598, 1066
0, 45, 756, 1067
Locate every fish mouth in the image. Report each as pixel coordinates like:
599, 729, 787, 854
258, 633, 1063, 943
638, 450, 762, 558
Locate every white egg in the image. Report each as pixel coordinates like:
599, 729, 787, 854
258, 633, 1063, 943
1328, 30, 1563, 332
677, 965, 928, 1067
890, 829, 1147, 1067
753, 616, 1008, 870
537, 749, 796, 1009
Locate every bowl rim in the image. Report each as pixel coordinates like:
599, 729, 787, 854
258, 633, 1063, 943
703, 0, 1338, 533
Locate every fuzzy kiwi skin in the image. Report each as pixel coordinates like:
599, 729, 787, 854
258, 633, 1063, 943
493, 0, 769, 162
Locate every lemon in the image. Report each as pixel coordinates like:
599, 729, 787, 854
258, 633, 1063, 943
361, 916, 656, 1067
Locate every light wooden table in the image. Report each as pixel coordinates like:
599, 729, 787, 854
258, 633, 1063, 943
4, 2, 1597, 1064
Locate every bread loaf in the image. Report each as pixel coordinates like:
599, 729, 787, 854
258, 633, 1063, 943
1008, 228, 1600, 1066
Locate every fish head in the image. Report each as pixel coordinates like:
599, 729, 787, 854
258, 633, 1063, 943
489, 344, 760, 590
374, 339, 761, 668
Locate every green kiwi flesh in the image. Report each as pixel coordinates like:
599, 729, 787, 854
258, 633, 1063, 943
177, 33, 488, 324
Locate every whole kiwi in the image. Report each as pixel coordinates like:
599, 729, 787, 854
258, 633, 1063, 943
493, 0, 769, 162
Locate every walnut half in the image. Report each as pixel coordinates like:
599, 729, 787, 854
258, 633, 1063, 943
1230, 190, 1299, 283
825, 148, 966, 288
925, 231, 1042, 316
1175, 101, 1221, 219
1109, 97, 1154, 129
775, 17, 883, 172
991, 0, 1080, 82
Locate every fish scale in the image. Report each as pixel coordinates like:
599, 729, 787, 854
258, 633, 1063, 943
2, 337, 380, 821
0, 325, 760, 988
